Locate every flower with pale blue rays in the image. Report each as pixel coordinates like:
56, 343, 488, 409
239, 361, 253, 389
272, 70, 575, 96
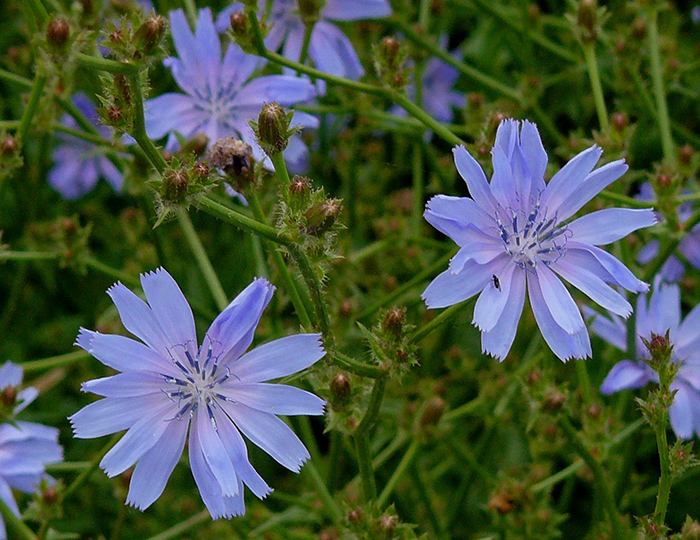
423, 119, 657, 362
589, 278, 700, 439
49, 93, 123, 199
635, 182, 700, 282
216, 0, 392, 80
70, 268, 326, 518
0, 363, 63, 540
144, 8, 318, 172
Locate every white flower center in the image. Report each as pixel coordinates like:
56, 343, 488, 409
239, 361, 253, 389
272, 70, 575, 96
496, 199, 569, 270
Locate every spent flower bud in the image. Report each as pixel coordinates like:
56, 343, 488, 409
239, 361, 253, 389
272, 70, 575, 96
133, 14, 167, 55
330, 372, 351, 405
207, 137, 255, 188
382, 307, 406, 337
290, 176, 311, 196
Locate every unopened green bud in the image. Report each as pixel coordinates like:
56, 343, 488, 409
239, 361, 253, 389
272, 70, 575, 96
46, 17, 70, 50
304, 198, 342, 235
133, 14, 167, 55
162, 169, 189, 202
379, 36, 401, 69
577, 0, 598, 42
256, 102, 290, 154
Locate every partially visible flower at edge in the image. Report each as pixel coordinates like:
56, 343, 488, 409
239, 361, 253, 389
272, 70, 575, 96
216, 0, 392, 80
423, 119, 657, 362
49, 92, 124, 199
0, 363, 63, 540
635, 182, 700, 282
70, 268, 326, 518
144, 8, 318, 173
589, 277, 700, 439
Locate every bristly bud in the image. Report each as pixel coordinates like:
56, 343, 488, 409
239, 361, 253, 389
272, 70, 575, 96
681, 516, 700, 539
229, 11, 257, 53
379, 36, 401, 67
378, 514, 397, 533
46, 17, 71, 50
542, 390, 565, 412
611, 112, 628, 132
162, 169, 189, 203
330, 372, 351, 405
41, 485, 58, 505
488, 491, 515, 515
207, 137, 255, 189
252, 102, 298, 156
419, 396, 446, 427
113, 74, 131, 105
290, 175, 311, 196
133, 14, 167, 56
373, 36, 409, 90
382, 307, 406, 337
1, 136, 18, 157
642, 331, 674, 373
297, 0, 326, 24
577, 0, 598, 42
193, 162, 210, 179
304, 198, 342, 235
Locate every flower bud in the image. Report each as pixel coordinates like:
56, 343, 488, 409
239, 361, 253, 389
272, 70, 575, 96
330, 372, 351, 404
611, 112, 628, 132
114, 74, 131, 105
577, 0, 598, 42
193, 162, 210, 179
304, 198, 342, 235
679, 144, 693, 165
1, 136, 18, 156
488, 491, 515, 515
542, 389, 565, 412
297, 0, 326, 24
255, 102, 290, 154
419, 396, 446, 427
107, 105, 123, 123
42, 485, 58, 505
230, 11, 249, 36
133, 14, 167, 55
162, 169, 189, 203
378, 514, 397, 533
1, 386, 17, 407
382, 306, 406, 336
379, 36, 401, 69
681, 517, 700, 539
46, 17, 70, 50
290, 175, 311, 196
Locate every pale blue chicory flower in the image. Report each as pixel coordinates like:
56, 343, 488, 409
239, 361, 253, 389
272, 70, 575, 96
144, 8, 319, 171
423, 119, 657, 362
70, 268, 326, 518
0, 363, 63, 540
48, 93, 123, 199
216, 0, 392, 80
635, 182, 700, 282
589, 278, 700, 439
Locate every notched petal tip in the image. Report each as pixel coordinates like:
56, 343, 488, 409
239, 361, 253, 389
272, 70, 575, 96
75, 327, 96, 350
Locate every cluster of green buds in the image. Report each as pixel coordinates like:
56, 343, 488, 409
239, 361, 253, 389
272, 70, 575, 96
356, 307, 417, 381
373, 36, 409, 90
344, 505, 417, 539
637, 332, 679, 427
152, 156, 216, 224
102, 12, 168, 64
97, 73, 133, 132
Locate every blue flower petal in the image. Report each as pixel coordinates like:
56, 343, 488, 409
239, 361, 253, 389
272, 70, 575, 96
568, 208, 656, 245
194, 409, 240, 497
309, 21, 364, 79
556, 159, 628, 221
422, 257, 505, 309
140, 268, 197, 347
600, 360, 655, 395
232, 334, 325, 382
220, 383, 326, 416
669, 381, 696, 439
234, 75, 317, 107
540, 145, 602, 213
0, 363, 22, 389
322, 0, 392, 20
453, 146, 498, 213
567, 242, 648, 293
535, 264, 585, 334
126, 417, 188, 510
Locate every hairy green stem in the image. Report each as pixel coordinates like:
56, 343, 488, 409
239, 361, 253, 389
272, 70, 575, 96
249, 193, 313, 328
559, 416, 627, 539
177, 210, 228, 311
647, 9, 675, 165
334, 351, 387, 379
582, 43, 609, 132
198, 196, 290, 245
76, 54, 139, 75
354, 378, 388, 502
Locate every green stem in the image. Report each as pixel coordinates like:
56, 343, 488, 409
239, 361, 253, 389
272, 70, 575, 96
18, 75, 47, 144
288, 245, 331, 341
75, 54, 139, 75
83, 256, 140, 289
377, 438, 419, 506
21, 350, 91, 373
183, 0, 197, 26
0, 251, 60, 261
647, 9, 675, 166
45, 461, 91, 473
127, 72, 168, 173
559, 416, 627, 539
652, 418, 672, 526
354, 378, 387, 502
411, 142, 424, 237
575, 360, 593, 404
270, 152, 292, 187
145, 511, 210, 540
299, 23, 314, 66
391, 91, 463, 146
356, 249, 456, 321
177, 210, 228, 311
249, 194, 313, 328
582, 43, 609, 132
442, 396, 482, 423
409, 298, 475, 344
63, 433, 121, 500
598, 190, 654, 208
303, 461, 343, 523
0, 498, 36, 540
198, 195, 290, 245
389, 16, 522, 101
334, 352, 387, 379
